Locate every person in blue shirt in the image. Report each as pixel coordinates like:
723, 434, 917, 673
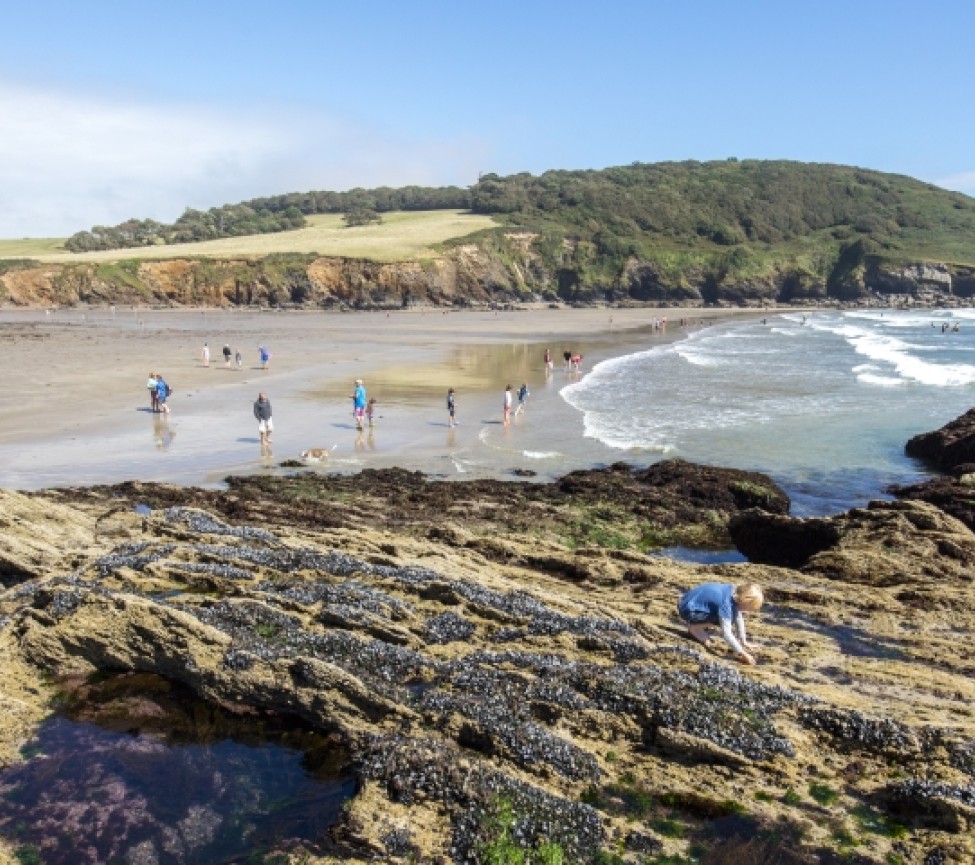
352, 379, 367, 430
677, 582, 763, 665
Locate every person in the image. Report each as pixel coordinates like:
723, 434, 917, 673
155, 374, 171, 415
503, 384, 513, 426
544, 348, 553, 372
223, 344, 232, 367
570, 353, 583, 371
366, 397, 377, 428
201, 343, 210, 367
146, 372, 158, 412
253, 391, 273, 446
235, 349, 243, 370
259, 346, 271, 369
447, 388, 457, 428
515, 383, 529, 416
677, 582, 763, 665
352, 379, 367, 430
563, 350, 572, 370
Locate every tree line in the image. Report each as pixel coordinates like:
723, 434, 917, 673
64, 185, 471, 252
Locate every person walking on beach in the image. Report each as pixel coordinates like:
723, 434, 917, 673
259, 346, 271, 369
253, 391, 273, 446
503, 384, 513, 426
235, 349, 243, 370
563, 350, 572, 370
544, 348, 553, 373
201, 343, 210, 367
352, 379, 367, 430
146, 372, 159, 412
223, 344, 232, 367
155, 374, 171, 415
447, 388, 457, 428
515, 383, 529, 417
366, 398, 377, 428
677, 582, 763, 665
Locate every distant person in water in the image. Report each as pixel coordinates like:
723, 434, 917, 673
366, 397, 377, 428
563, 350, 572, 370
447, 388, 457, 427
515, 383, 529, 416
544, 348, 553, 373
503, 384, 513, 426
677, 582, 763, 665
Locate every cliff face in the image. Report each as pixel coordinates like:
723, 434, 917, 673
1, 235, 971, 309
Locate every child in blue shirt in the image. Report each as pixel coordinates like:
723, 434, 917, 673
677, 582, 763, 665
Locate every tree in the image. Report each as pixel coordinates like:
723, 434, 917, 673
343, 207, 382, 228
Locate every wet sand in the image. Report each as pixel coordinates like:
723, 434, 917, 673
0, 306, 761, 490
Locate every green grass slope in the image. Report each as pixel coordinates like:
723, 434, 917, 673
0, 211, 497, 265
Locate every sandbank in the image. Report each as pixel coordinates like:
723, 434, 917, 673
0, 305, 768, 490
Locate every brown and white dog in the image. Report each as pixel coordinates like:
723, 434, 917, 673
299, 447, 333, 462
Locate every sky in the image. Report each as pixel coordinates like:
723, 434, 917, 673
2, 0, 974, 237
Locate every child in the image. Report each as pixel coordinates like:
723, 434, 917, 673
146, 372, 158, 412
503, 384, 512, 426
366, 397, 377, 428
677, 582, 763, 665
515, 383, 529, 416
447, 388, 457, 428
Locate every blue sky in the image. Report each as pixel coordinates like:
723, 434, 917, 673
2, 0, 973, 236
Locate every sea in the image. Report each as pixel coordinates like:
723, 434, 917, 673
557, 309, 975, 517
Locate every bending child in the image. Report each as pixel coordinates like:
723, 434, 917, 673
677, 582, 763, 665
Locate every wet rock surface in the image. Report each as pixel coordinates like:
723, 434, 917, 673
0, 458, 973, 863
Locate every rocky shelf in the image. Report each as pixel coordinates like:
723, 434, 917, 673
0, 454, 973, 863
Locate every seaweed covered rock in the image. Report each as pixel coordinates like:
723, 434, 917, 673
1, 467, 974, 864
906, 408, 975, 472
730, 499, 975, 587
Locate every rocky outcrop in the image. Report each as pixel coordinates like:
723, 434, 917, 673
729, 498, 975, 588
867, 262, 953, 295
891, 411, 975, 534
2, 460, 975, 864
905, 408, 975, 472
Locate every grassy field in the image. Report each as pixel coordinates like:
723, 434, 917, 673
0, 211, 498, 264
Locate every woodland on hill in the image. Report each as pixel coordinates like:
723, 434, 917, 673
60, 160, 975, 291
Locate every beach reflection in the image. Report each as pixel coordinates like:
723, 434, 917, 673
152, 415, 175, 451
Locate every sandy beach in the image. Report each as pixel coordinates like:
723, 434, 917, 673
0, 305, 763, 490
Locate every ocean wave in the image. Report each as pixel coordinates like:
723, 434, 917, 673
523, 450, 561, 459
848, 331, 975, 386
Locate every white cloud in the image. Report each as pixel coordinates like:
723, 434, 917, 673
0, 82, 490, 237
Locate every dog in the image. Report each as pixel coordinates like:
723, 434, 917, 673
299, 447, 333, 462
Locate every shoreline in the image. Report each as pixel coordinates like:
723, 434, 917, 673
0, 306, 772, 491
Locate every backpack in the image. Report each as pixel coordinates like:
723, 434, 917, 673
165, 383, 173, 397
